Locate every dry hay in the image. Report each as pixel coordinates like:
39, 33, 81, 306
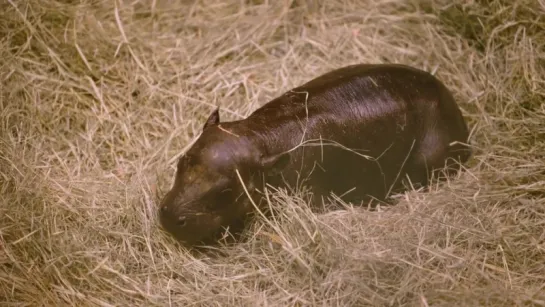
1, 0, 545, 306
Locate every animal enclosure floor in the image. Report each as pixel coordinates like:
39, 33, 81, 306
1, 0, 544, 306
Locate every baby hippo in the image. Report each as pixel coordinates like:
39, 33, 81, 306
159, 63, 472, 247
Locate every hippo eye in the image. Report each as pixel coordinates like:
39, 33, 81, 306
177, 216, 187, 227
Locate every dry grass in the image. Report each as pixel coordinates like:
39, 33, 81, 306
1, 0, 545, 306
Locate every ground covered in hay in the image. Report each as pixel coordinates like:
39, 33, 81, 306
1, 0, 545, 306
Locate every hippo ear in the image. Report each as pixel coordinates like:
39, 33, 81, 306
203, 108, 220, 130
260, 152, 290, 175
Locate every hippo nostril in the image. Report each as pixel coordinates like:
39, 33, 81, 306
177, 216, 187, 227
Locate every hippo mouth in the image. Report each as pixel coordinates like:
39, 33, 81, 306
159, 212, 224, 245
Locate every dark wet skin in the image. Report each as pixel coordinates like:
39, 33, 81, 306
158, 63, 472, 247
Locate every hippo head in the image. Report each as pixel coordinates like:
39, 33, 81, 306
158, 108, 290, 246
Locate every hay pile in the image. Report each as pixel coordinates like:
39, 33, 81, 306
1, 0, 544, 306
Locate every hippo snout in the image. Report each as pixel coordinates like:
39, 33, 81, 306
159, 206, 222, 244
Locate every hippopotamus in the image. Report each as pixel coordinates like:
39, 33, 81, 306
158, 63, 472, 246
